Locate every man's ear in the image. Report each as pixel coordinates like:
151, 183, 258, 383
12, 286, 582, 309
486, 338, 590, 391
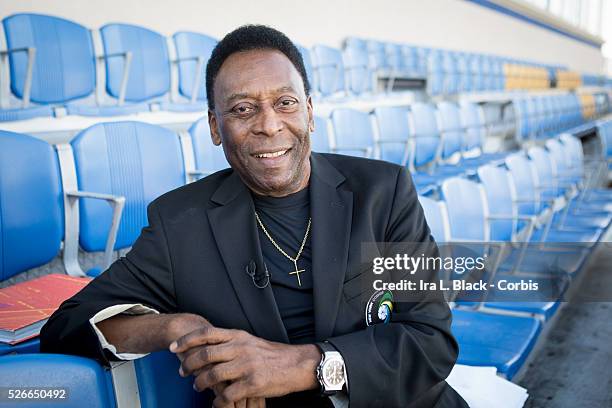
208, 110, 222, 146
306, 95, 314, 133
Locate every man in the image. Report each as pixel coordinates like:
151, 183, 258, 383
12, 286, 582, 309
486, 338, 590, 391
41, 25, 467, 408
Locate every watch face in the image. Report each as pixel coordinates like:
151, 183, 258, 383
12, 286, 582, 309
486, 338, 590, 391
323, 360, 345, 387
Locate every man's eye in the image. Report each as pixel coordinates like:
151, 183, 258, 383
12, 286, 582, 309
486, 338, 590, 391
277, 99, 297, 109
233, 105, 254, 114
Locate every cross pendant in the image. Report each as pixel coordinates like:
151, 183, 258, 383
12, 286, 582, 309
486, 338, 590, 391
289, 260, 305, 287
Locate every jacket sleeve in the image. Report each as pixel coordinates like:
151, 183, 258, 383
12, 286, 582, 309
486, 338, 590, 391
326, 167, 459, 407
40, 201, 178, 363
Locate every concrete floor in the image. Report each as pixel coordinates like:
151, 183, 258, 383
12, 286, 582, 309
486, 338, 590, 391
519, 235, 612, 408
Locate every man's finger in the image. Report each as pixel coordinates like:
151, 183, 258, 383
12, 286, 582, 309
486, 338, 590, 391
213, 381, 250, 406
193, 361, 244, 392
170, 326, 236, 353
180, 343, 237, 377
246, 397, 266, 408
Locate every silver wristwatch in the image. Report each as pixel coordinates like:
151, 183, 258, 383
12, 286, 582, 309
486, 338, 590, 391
315, 342, 346, 396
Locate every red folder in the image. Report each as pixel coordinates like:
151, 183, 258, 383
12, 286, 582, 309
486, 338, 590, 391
0, 274, 91, 344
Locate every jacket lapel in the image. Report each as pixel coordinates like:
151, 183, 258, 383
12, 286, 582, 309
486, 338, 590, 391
207, 172, 289, 343
310, 154, 353, 341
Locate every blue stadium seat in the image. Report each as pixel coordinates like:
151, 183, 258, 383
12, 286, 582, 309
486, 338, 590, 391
426, 50, 444, 96
477, 163, 587, 280
172, 31, 217, 104
0, 130, 65, 355
0, 351, 212, 407
189, 116, 229, 178
441, 176, 569, 320
312, 44, 345, 99
1, 13, 96, 121
0, 130, 63, 282
400, 44, 421, 76
134, 351, 212, 407
546, 137, 612, 213
451, 309, 542, 379
310, 115, 331, 153
297, 45, 317, 95
505, 153, 603, 244
372, 106, 411, 165
342, 42, 373, 96
407, 102, 452, 191
418, 194, 543, 379
435, 101, 469, 168
71, 122, 185, 253
458, 101, 506, 164
330, 108, 374, 158
0, 354, 115, 407
527, 145, 610, 230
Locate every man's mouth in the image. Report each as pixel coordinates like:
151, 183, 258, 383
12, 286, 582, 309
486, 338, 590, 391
252, 149, 290, 159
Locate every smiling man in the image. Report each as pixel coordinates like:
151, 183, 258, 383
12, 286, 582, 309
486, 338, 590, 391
41, 25, 467, 408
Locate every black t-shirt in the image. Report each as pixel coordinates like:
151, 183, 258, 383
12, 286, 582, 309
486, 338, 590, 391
252, 187, 315, 345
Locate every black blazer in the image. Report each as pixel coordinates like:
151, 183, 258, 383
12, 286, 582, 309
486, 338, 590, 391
41, 153, 467, 408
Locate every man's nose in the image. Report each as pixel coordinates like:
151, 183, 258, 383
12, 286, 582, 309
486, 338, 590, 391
253, 105, 283, 137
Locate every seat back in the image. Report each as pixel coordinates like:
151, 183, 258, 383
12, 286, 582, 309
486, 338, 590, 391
505, 153, 539, 216
596, 121, 612, 158
436, 101, 464, 161
342, 43, 372, 95
401, 44, 419, 74
71, 122, 185, 251
312, 45, 345, 97
297, 45, 316, 94
385, 43, 404, 73
0, 131, 64, 281
527, 146, 556, 197
366, 40, 389, 73
100, 23, 170, 102
330, 108, 374, 158
458, 102, 484, 152
441, 51, 458, 94
477, 164, 515, 241
2, 13, 96, 104
441, 177, 488, 241
373, 106, 410, 165
545, 138, 572, 178
426, 50, 444, 96
0, 354, 115, 408
418, 196, 450, 242
189, 116, 229, 173
135, 351, 212, 407
310, 115, 331, 153
173, 31, 217, 101
409, 102, 440, 168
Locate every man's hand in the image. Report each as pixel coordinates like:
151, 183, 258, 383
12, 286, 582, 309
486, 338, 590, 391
165, 313, 212, 345
169, 326, 321, 405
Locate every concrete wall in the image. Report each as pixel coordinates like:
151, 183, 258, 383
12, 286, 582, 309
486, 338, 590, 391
0, 0, 605, 74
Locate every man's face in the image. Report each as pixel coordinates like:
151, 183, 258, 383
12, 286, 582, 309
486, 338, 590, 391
209, 49, 314, 197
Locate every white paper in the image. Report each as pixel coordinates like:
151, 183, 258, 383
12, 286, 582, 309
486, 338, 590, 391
446, 365, 529, 408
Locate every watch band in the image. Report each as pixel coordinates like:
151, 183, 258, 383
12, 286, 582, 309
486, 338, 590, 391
316, 341, 336, 354
315, 341, 345, 396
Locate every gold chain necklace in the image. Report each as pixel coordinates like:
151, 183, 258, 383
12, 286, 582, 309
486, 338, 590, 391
254, 211, 311, 286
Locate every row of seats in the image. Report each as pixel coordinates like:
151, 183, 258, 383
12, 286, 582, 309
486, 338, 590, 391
2, 13, 610, 124
330, 37, 605, 97
0, 118, 228, 284
418, 132, 611, 379
1, 13, 218, 121
513, 91, 608, 142
308, 101, 511, 195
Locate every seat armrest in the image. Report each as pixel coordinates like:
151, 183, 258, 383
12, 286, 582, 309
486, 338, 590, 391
65, 191, 125, 275
1, 46, 36, 108
98, 51, 133, 105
